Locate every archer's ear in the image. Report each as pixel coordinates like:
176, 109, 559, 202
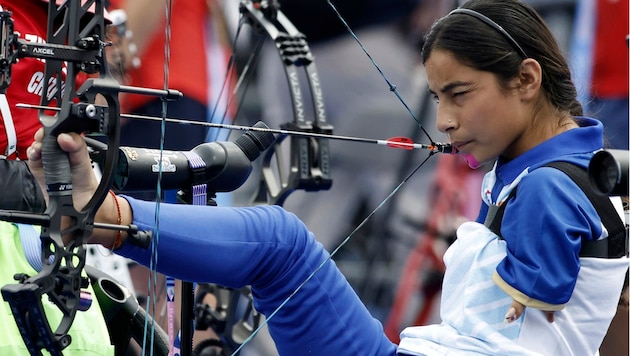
517, 58, 543, 100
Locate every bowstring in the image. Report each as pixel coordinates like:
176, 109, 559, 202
324, 0, 435, 144
205, 5, 241, 142
142, 0, 173, 354
230, 1, 442, 354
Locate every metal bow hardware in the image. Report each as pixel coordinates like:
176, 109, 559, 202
0, 1, 160, 354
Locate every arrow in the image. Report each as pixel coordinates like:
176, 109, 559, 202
17, 103, 455, 154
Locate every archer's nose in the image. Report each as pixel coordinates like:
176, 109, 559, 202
436, 106, 455, 133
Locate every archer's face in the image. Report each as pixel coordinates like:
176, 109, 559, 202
425, 49, 529, 167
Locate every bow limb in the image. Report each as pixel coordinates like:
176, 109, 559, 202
0, 1, 122, 354
240, 0, 333, 206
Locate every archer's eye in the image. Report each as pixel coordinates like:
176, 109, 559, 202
432, 94, 440, 104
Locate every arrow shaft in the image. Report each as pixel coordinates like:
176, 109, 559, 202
17, 103, 452, 153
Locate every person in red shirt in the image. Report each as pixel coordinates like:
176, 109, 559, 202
0, 0, 52, 160
0, 0, 114, 159
108, 0, 234, 151
588, 0, 629, 150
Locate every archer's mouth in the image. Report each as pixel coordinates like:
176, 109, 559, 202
451, 141, 472, 153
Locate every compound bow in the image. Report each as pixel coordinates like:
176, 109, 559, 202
0, 0, 168, 354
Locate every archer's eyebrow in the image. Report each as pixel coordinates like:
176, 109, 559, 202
428, 81, 474, 95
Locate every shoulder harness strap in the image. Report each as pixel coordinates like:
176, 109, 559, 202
484, 161, 628, 258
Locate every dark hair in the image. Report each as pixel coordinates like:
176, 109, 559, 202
421, 0, 583, 116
